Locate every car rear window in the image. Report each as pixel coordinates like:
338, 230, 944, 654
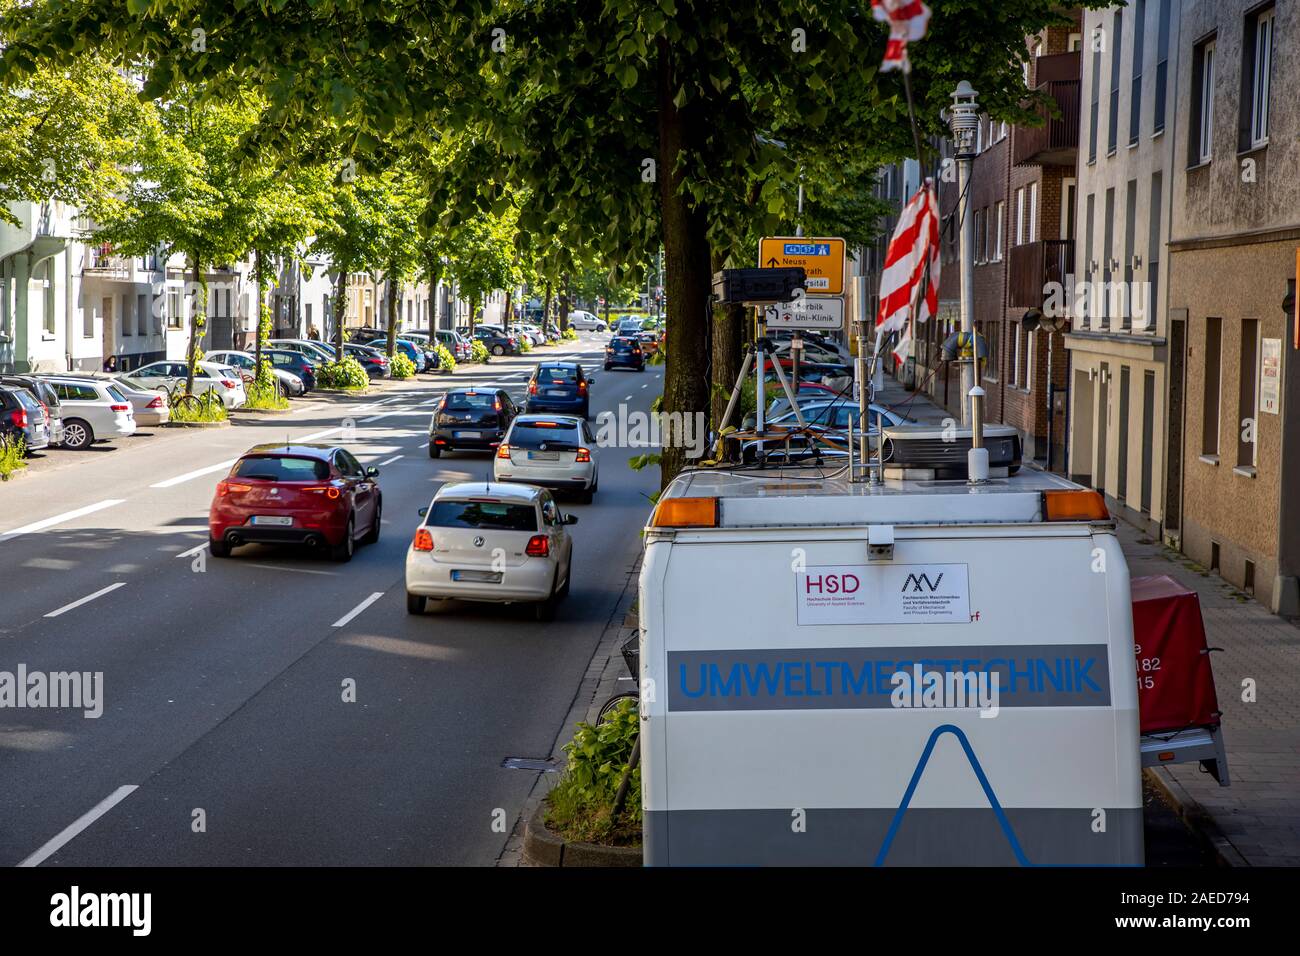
426, 500, 538, 531
509, 421, 581, 450
445, 391, 496, 409
233, 455, 331, 481
536, 366, 577, 382
106, 385, 129, 403
612, 338, 637, 351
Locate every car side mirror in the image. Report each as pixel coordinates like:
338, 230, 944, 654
587, 376, 596, 384
366, 466, 380, 477
418, 506, 429, 517
563, 514, 578, 525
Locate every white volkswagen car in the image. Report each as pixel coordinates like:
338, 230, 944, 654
405, 482, 576, 621
493, 415, 599, 503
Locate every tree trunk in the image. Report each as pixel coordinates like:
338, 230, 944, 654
385, 270, 399, 359
332, 270, 347, 362
710, 255, 746, 433
657, 36, 714, 487
184, 256, 205, 397
503, 287, 513, 331
542, 280, 553, 335
254, 249, 266, 382
427, 257, 440, 331
559, 274, 570, 332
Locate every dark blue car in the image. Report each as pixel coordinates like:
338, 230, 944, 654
603, 336, 645, 372
265, 349, 317, 392
526, 362, 591, 418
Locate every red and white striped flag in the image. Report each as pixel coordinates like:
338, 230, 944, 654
874, 179, 940, 367
872, 0, 932, 73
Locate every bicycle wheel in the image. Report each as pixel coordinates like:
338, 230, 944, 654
171, 393, 200, 415
596, 692, 639, 724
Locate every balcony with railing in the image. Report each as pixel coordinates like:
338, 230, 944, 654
1008, 239, 1074, 309
1012, 52, 1081, 167
83, 243, 131, 277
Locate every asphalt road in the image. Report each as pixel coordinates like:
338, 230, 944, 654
0, 333, 661, 865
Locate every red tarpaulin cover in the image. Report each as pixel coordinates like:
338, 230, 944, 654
1130, 575, 1222, 735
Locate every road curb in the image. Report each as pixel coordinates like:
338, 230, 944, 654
497, 550, 643, 866
163, 419, 231, 429
232, 406, 293, 416
1142, 767, 1246, 867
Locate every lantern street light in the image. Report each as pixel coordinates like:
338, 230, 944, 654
948, 81, 980, 424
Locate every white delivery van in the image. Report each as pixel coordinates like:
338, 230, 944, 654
638, 430, 1142, 866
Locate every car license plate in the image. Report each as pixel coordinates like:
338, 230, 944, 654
451, 569, 502, 583
454, 430, 481, 439
527, 451, 559, 461
251, 515, 293, 526
546, 389, 567, 396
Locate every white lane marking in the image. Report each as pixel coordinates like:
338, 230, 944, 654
641, 384, 648, 389
148, 526, 209, 534
332, 591, 386, 628
17, 784, 139, 868
260, 564, 337, 577
0, 499, 127, 542
150, 460, 237, 489
44, 582, 127, 618
176, 542, 209, 558
379, 455, 403, 466
624, 395, 633, 401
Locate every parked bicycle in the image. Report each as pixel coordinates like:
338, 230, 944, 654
597, 634, 641, 723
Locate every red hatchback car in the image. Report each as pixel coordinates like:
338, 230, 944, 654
208, 443, 382, 562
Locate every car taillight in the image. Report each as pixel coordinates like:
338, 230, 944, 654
110, 404, 130, 412
413, 528, 434, 552
528, 382, 537, 394
146, 396, 163, 408
221, 379, 238, 389
217, 481, 253, 496
633, 348, 642, 354
493, 399, 502, 411
606, 347, 614, 353
9, 409, 27, 428
304, 364, 314, 372
496, 443, 511, 459
575, 447, 591, 462
525, 534, 549, 557
577, 381, 587, 395
304, 485, 342, 499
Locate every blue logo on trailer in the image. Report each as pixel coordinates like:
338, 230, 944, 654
783, 242, 831, 257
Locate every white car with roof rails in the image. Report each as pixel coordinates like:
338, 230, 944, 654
637, 425, 1144, 866
405, 481, 577, 621
493, 415, 599, 503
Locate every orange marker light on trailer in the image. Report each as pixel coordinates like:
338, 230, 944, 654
651, 497, 719, 528
1042, 489, 1109, 521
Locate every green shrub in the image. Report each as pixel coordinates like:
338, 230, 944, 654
0, 433, 27, 480
317, 356, 369, 389
519, 334, 532, 352
434, 343, 457, 372
544, 697, 642, 846
561, 327, 578, 341
170, 392, 228, 423
390, 352, 417, 379
243, 360, 290, 410
470, 340, 489, 363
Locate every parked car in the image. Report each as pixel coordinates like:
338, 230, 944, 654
568, 311, 606, 331
431, 329, 472, 362
405, 481, 576, 621
0, 384, 51, 452
347, 328, 388, 346
428, 386, 519, 458
603, 335, 646, 371
131, 360, 248, 409
42, 376, 136, 449
105, 374, 171, 427
1, 374, 63, 446
340, 343, 390, 378
265, 349, 317, 391
205, 350, 307, 396
525, 362, 592, 418
494, 415, 599, 503
208, 443, 382, 562
470, 326, 518, 356
268, 338, 340, 365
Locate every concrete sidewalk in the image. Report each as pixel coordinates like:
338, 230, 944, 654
1118, 522, 1300, 867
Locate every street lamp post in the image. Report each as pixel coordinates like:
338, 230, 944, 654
948, 81, 980, 425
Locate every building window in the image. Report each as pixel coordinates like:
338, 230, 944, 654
1083, 192, 1096, 322
1102, 187, 1115, 325
167, 289, 182, 329
1191, 36, 1216, 165
83, 295, 94, 338
1028, 182, 1038, 242
1154, 0, 1171, 133
1130, 0, 1146, 145
122, 294, 132, 336
1242, 5, 1273, 148
1144, 171, 1163, 331
137, 293, 149, 336
1108, 10, 1123, 155
1122, 178, 1137, 331
1089, 27, 1102, 163
1061, 178, 1076, 240
982, 322, 999, 382
1012, 325, 1023, 388
1015, 188, 1025, 245
1202, 316, 1222, 457
993, 201, 1004, 261
1238, 318, 1259, 468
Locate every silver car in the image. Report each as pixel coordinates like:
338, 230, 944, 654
42, 376, 137, 449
